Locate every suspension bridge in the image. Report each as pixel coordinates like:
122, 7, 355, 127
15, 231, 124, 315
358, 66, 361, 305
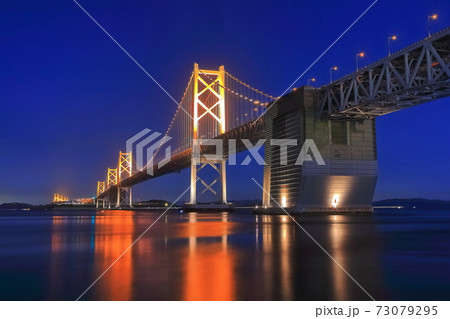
94, 27, 450, 213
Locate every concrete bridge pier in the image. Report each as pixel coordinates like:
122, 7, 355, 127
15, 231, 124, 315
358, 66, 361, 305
101, 187, 118, 209
95, 197, 107, 209
260, 86, 377, 214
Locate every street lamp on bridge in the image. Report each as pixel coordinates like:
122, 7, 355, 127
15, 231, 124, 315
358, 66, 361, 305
329, 66, 338, 84
355, 52, 365, 71
388, 35, 397, 55
428, 14, 438, 37
307, 78, 316, 86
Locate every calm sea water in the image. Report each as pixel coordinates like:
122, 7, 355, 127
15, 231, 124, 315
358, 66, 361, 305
0, 208, 449, 301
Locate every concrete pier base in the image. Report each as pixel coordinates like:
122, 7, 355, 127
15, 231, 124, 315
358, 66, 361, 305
254, 206, 373, 215
183, 203, 235, 212
261, 86, 378, 214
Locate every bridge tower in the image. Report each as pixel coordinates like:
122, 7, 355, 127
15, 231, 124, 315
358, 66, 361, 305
188, 63, 228, 206
96, 181, 105, 208
106, 168, 117, 208
116, 151, 133, 208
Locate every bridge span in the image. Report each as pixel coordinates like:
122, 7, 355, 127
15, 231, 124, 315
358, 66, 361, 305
96, 27, 450, 213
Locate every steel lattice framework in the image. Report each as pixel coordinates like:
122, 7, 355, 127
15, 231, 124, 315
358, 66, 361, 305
96, 181, 105, 196
190, 64, 227, 204
116, 151, 133, 207
316, 27, 450, 119
107, 168, 117, 188
118, 151, 132, 179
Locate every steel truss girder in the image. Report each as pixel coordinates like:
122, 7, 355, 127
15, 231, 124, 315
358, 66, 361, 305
316, 27, 450, 119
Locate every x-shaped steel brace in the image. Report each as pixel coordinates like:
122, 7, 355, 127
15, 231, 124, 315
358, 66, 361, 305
196, 162, 221, 195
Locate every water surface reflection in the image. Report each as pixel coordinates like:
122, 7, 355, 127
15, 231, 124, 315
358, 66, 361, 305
47, 211, 383, 300
1, 209, 448, 300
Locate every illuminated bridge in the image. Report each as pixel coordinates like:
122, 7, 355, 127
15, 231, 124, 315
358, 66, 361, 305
95, 27, 450, 213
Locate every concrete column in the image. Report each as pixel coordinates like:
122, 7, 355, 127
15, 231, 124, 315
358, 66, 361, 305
189, 162, 197, 204
221, 159, 227, 204
116, 187, 121, 208
129, 187, 133, 207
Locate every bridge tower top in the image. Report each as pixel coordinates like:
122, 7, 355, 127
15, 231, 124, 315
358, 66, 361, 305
107, 168, 117, 188
96, 181, 105, 196
193, 63, 226, 138
118, 151, 132, 182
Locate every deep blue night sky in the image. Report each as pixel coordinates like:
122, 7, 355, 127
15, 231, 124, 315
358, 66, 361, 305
1, 0, 449, 204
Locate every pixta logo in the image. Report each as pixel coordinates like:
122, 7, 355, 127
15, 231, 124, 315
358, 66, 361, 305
192, 138, 325, 166
126, 129, 172, 176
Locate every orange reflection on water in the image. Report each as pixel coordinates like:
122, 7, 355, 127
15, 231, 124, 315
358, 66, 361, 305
259, 215, 294, 300
182, 213, 235, 301
93, 211, 134, 300
49, 216, 70, 299
328, 215, 349, 301
51, 216, 65, 253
